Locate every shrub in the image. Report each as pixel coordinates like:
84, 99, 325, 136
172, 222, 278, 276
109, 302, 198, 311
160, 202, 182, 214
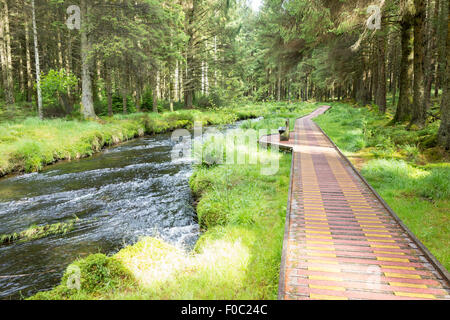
40, 69, 77, 117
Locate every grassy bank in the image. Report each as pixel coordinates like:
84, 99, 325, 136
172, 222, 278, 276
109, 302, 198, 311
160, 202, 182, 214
29, 102, 314, 300
315, 102, 449, 270
0, 105, 265, 178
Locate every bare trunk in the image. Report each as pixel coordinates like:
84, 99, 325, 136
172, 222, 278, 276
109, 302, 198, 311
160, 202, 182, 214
0, 0, 15, 105
174, 60, 179, 102
395, 16, 414, 123
105, 70, 113, 117
277, 64, 282, 102
25, 21, 33, 102
410, 0, 426, 127
18, 40, 25, 94
57, 30, 64, 70
424, 0, 439, 110
122, 93, 127, 114
152, 74, 158, 113
135, 86, 141, 113
435, 0, 449, 97
184, 50, 194, 108
31, 0, 42, 119
80, 0, 96, 119
376, 34, 386, 112
437, 1, 450, 149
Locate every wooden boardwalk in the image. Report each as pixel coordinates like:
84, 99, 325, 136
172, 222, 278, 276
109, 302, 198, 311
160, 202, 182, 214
260, 106, 450, 300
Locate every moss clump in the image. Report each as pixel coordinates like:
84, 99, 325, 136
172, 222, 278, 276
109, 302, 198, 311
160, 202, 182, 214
30, 254, 135, 300
1, 220, 77, 246
65, 254, 134, 294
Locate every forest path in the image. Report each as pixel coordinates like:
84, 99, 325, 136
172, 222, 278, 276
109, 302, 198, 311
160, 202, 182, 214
260, 106, 450, 300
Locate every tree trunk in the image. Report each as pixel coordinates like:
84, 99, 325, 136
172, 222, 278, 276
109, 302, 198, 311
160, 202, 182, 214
410, 0, 427, 127
424, 0, 439, 110
24, 21, 33, 102
121, 73, 127, 115
277, 64, 282, 101
105, 69, 113, 117
0, 0, 15, 105
122, 93, 127, 114
174, 60, 179, 102
392, 41, 399, 107
394, 15, 414, 123
184, 50, 194, 108
18, 40, 25, 95
376, 33, 387, 113
31, 0, 43, 119
435, 0, 449, 97
437, 1, 450, 149
57, 30, 64, 70
80, 0, 96, 119
305, 74, 309, 101
152, 75, 158, 113
135, 86, 141, 113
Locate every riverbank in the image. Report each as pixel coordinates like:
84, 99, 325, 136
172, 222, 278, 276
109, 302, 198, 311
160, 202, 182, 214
0, 105, 264, 178
29, 102, 315, 300
314, 102, 449, 270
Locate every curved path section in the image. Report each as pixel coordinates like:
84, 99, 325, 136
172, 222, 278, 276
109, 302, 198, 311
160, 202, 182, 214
260, 106, 450, 300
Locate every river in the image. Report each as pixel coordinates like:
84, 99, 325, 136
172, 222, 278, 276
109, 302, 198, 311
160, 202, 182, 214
0, 128, 209, 299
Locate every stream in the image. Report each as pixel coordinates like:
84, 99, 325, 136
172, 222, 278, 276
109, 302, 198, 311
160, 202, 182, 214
0, 121, 248, 300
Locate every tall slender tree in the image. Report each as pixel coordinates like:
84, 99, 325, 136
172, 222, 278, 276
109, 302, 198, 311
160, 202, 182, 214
437, 0, 450, 149
31, 0, 43, 119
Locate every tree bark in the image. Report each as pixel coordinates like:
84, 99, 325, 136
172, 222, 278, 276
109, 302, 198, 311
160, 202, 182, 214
24, 20, 33, 103
18, 39, 25, 95
31, 0, 43, 119
376, 33, 387, 113
410, 0, 427, 127
152, 74, 158, 113
437, 1, 450, 149
391, 40, 399, 107
277, 64, 282, 101
435, 0, 449, 97
122, 94, 127, 114
80, 0, 97, 119
0, 0, 15, 105
394, 13, 414, 123
135, 84, 141, 113
184, 2, 195, 109
423, 0, 439, 110
105, 68, 113, 117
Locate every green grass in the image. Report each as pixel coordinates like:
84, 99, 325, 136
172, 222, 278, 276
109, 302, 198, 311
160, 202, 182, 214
315, 102, 450, 270
29, 101, 315, 300
0, 101, 36, 123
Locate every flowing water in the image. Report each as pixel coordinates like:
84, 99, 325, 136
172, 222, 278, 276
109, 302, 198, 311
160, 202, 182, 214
0, 123, 245, 299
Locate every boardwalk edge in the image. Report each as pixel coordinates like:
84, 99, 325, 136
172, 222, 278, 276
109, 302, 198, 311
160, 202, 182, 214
260, 105, 450, 300
314, 113, 450, 288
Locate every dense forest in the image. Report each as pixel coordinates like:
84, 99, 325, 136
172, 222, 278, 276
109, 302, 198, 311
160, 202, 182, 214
0, 0, 449, 149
